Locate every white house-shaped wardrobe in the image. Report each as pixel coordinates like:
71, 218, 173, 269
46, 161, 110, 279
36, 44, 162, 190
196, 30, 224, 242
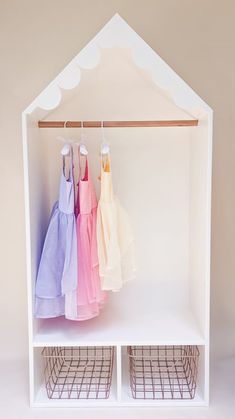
22, 14, 212, 407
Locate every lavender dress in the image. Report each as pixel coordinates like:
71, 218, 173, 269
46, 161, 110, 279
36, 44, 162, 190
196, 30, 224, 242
35, 147, 77, 318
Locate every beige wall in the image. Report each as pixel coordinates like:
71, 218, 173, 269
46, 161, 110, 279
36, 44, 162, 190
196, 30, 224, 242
0, 0, 234, 360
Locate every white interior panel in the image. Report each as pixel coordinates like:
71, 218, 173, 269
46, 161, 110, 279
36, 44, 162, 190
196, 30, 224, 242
26, 47, 211, 345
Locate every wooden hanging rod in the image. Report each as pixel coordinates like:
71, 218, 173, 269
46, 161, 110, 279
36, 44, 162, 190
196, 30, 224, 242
38, 120, 198, 128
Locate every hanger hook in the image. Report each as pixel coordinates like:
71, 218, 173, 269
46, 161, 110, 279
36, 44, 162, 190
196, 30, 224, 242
63, 120, 69, 138
100, 120, 109, 155
79, 120, 88, 155
101, 120, 105, 143
61, 122, 70, 155
81, 120, 84, 141
62, 120, 74, 147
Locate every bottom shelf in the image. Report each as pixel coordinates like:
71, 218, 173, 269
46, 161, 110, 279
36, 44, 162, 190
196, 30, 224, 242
33, 282, 205, 346
32, 344, 207, 407
34, 386, 206, 407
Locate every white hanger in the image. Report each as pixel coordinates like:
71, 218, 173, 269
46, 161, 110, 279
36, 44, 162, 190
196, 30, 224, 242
100, 121, 110, 155
57, 121, 73, 156
61, 143, 71, 156
75, 121, 88, 156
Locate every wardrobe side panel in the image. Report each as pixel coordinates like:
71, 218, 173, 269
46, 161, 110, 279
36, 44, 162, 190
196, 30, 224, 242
188, 117, 211, 337
33, 347, 44, 402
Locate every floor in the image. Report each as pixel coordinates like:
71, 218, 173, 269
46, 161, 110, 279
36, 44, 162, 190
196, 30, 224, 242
1, 357, 235, 419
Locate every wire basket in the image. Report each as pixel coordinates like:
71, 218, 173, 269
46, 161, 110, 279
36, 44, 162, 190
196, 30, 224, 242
128, 345, 200, 400
42, 346, 114, 399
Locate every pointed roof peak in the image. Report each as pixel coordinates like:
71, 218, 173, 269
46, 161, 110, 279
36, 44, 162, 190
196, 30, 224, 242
24, 13, 211, 115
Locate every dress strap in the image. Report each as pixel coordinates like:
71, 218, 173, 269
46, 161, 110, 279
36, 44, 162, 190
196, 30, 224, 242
100, 153, 113, 202
83, 156, 89, 181
59, 145, 75, 214
68, 145, 74, 181
78, 151, 89, 182
101, 153, 111, 174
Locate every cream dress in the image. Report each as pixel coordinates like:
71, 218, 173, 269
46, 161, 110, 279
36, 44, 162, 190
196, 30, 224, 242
97, 154, 136, 291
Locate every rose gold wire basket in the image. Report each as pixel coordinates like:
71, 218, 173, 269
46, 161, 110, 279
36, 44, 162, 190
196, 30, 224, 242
128, 345, 200, 400
42, 346, 114, 399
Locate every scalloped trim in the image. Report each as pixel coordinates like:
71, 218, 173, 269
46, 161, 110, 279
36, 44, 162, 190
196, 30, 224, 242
24, 14, 211, 115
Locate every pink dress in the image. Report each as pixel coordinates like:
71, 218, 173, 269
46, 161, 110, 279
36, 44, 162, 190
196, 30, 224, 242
74, 157, 106, 320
